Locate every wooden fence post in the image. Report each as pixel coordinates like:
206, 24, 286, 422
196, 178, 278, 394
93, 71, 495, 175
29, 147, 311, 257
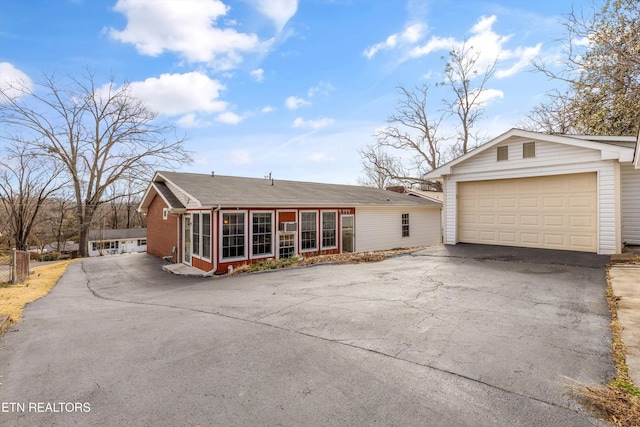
11, 248, 16, 285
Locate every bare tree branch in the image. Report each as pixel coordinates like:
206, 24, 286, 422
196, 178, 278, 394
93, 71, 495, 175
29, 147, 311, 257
0, 69, 192, 256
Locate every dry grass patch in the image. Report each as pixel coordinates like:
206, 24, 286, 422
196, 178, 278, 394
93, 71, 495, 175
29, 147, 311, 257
0, 260, 75, 324
574, 261, 640, 426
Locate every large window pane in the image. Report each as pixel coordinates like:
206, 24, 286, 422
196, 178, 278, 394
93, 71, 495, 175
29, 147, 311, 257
322, 212, 336, 248
202, 213, 211, 259
193, 214, 200, 256
222, 213, 245, 258
301, 212, 317, 250
252, 212, 272, 256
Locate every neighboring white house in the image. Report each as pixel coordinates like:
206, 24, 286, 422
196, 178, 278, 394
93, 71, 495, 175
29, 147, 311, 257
424, 128, 640, 254
88, 228, 147, 257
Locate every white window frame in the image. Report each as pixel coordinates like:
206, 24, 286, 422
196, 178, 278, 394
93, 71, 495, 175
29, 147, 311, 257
201, 212, 211, 261
276, 210, 298, 260
220, 210, 248, 262
300, 210, 318, 253
402, 213, 410, 237
321, 210, 338, 250
190, 211, 212, 262
250, 211, 275, 259
192, 212, 201, 257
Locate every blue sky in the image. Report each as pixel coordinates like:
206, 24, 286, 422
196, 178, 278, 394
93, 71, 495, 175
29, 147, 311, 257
1, 0, 592, 185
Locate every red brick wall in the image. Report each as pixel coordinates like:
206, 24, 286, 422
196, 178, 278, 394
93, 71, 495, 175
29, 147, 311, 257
146, 195, 178, 261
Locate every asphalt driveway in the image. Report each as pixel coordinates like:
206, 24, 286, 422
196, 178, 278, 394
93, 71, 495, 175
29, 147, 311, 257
0, 245, 613, 426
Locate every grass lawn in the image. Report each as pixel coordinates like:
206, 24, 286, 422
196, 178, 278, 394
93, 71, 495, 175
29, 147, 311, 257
0, 260, 75, 324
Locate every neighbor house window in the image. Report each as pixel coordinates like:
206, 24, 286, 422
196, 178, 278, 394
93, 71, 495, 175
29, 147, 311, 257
202, 213, 211, 259
523, 141, 536, 158
192, 214, 200, 257
137, 239, 147, 246
497, 146, 508, 161
402, 213, 410, 237
222, 212, 245, 259
92, 241, 119, 251
301, 212, 317, 251
321, 211, 337, 248
252, 212, 272, 256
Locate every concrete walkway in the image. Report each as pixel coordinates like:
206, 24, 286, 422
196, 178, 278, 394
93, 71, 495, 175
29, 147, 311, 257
609, 262, 640, 386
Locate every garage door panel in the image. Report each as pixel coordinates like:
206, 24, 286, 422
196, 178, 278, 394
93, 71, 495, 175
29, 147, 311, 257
570, 216, 593, 228
520, 215, 539, 226
498, 215, 516, 225
521, 233, 541, 244
458, 173, 597, 252
544, 216, 565, 227
498, 232, 517, 242
569, 195, 594, 208
519, 197, 539, 208
543, 197, 565, 208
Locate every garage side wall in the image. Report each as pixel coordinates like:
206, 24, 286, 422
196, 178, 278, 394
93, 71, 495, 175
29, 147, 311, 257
622, 162, 640, 245
355, 206, 441, 252
442, 137, 621, 254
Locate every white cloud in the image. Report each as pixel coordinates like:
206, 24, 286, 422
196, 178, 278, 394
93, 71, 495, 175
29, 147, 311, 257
495, 44, 542, 78
409, 36, 456, 57
231, 149, 252, 165
373, 15, 540, 80
108, 0, 270, 70
292, 117, 334, 130
307, 81, 335, 97
250, 68, 265, 82
0, 62, 32, 101
216, 111, 243, 124
126, 72, 227, 116
364, 23, 425, 58
410, 15, 539, 79
177, 113, 206, 128
261, 105, 275, 113
285, 95, 310, 110
472, 88, 504, 107
254, 0, 297, 32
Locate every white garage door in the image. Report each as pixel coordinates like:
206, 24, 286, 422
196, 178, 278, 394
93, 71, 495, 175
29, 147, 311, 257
458, 173, 597, 252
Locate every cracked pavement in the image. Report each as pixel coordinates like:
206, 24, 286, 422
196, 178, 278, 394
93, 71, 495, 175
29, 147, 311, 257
0, 245, 613, 426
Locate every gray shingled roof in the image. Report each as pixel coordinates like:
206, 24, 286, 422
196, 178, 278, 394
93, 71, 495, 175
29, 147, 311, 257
156, 171, 441, 208
154, 181, 185, 209
88, 228, 147, 241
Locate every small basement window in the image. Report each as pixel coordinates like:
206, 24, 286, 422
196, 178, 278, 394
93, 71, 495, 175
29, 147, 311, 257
523, 141, 536, 158
497, 146, 508, 161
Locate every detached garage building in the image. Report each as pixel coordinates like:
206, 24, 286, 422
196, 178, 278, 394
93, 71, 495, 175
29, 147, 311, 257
138, 171, 442, 274
425, 128, 640, 254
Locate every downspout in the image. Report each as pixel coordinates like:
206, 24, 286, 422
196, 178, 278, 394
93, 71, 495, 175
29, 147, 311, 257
203, 204, 222, 277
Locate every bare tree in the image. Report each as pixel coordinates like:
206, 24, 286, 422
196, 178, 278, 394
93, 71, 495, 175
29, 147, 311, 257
0, 70, 191, 256
519, 90, 577, 134
440, 43, 497, 157
0, 141, 62, 250
359, 41, 497, 189
357, 146, 403, 189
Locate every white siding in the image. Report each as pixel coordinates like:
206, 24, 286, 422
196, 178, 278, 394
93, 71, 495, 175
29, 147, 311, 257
452, 138, 602, 175
355, 207, 441, 252
443, 159, 620, 254
621, 163, 640, 245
